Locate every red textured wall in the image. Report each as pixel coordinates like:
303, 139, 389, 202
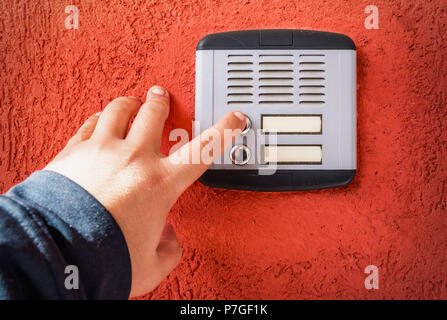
1, 0, 446, 299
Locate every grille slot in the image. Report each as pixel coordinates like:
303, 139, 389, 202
298, 54, 326, 105
260, 70, 293, 77
258, 54, 294, 105
259, 54, 293, 57
227, 54, 254, 105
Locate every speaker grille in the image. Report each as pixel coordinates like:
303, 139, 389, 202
226, 54, 254, 106
226, 53, 326, 107
298, 54, 326, 106
258, 54, 294, 105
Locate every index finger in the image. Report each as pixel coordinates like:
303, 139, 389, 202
164, 111, 246, 190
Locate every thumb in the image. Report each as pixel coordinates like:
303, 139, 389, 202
65, 112, 101, 148
156, 223, 182, 277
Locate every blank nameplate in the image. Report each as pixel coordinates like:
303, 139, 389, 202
264, 145, 322, 164
261, 115, 322, 134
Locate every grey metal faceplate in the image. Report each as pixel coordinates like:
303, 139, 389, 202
195, 49, 356, 170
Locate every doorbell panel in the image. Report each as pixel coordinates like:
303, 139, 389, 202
195, 30, 356, 191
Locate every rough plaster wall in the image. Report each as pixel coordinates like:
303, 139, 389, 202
0, 0, 446, 299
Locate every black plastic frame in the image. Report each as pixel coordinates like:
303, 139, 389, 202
197, 29, 356, 51
199, 170, 356, 192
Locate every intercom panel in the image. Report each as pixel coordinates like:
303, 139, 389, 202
195, 30, 356, 191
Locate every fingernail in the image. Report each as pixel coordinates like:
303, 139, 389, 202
148, 86, 168, 99
94, 112, 101, 116
233, 111, 245, 121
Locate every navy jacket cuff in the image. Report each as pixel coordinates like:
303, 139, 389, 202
6, 170, 132, 299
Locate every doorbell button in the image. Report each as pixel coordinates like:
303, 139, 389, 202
241, 115, 252, 135
230, 145, 250, 165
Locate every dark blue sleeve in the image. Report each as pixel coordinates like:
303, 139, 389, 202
0, 170, 132, 299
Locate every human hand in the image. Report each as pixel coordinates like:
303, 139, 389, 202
45, 86, 246, 297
